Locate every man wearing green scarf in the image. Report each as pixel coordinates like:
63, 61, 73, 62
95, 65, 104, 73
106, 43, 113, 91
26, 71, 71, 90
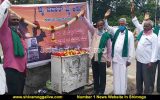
131, 2, 158, 94
0, 1, 27, 95
82, 11, 112, 95
104, 9, 135, 95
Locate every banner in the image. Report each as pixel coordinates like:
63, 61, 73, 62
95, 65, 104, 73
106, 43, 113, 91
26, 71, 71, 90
10, 2, 89, 68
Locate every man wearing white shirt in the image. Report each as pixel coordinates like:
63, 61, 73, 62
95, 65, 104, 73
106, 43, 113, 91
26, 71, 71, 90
131, 2, 158, 94
133, 19, 158, 94
104, 10, 135, 95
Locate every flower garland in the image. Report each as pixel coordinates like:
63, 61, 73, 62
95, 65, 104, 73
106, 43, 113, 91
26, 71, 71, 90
9, 9, 85, 31
9, 9, 85, 40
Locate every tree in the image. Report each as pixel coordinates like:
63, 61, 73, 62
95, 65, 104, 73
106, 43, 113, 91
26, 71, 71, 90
92, 0, 158, 31
92, 0, 112, 23
10, 0, 158, 30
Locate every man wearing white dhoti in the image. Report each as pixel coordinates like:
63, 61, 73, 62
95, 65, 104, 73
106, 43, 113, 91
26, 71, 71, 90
104, 10, 135, 95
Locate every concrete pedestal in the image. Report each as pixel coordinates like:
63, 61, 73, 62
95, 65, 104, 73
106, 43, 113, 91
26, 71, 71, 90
51, 54, 89, 94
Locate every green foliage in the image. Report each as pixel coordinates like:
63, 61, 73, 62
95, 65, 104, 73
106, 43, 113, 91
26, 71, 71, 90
92, 0, 158, 32
10, 0, 159, 30
92, 0, 112, 23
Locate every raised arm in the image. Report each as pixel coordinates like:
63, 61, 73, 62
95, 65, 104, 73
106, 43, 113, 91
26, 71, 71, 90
130, 1, 135, 19
132, 16, 143, 32
0, 0, 11, 28
130, 1, 143, 32
81, 11, 95, 36
104, 19, 116, 35
104, 9, 116, 35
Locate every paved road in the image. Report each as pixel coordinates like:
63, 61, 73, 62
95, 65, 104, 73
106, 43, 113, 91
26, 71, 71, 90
89, 58, 160, 95
1, 45, 159, 95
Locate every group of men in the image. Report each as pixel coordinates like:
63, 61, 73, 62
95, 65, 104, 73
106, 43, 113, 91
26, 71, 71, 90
82, 9, 134, 95
82, 1, 160, 95
0, 0, 160, 95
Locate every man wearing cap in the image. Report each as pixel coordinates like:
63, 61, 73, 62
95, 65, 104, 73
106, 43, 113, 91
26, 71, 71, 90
104, 10, 135, 95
